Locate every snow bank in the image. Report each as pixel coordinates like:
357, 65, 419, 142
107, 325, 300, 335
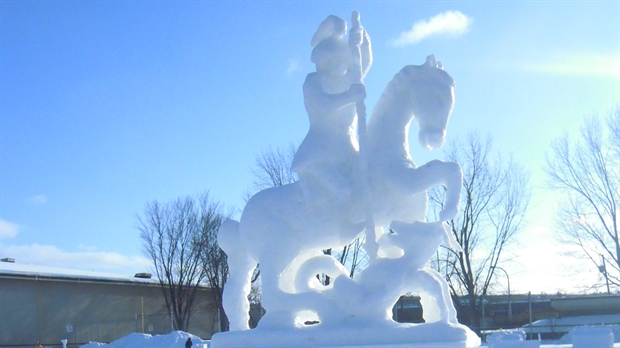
566, 326, 614, 348
487, 330, 540, 348
79, 331, 209, 348
78, 329, 620, 348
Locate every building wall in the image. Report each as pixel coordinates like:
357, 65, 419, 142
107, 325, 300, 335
0, 276, 218, 346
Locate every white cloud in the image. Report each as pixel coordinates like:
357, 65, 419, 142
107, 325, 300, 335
286, 59, 301, 75
392, 11, 472, 47
0, 219, 20, 239
25, 195, 47, 205
522, 53, 620, 78
1, 244, 152, 274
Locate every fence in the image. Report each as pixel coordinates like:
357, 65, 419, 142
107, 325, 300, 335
482, 322, 620, 342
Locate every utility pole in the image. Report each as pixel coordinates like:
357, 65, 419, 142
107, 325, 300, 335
528, 291, 533, 340
481, 293, 485, 331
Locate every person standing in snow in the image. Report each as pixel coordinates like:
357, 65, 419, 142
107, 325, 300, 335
185, 337, 192, 348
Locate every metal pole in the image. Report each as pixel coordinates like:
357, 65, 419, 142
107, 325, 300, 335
495, 266, 512, 324
141, 297, 145, 333
601, 255, 611, 294
481, 294, 485, 331
528, 291, 533, 340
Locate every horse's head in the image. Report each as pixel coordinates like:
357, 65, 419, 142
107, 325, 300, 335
407, 55, 455, 150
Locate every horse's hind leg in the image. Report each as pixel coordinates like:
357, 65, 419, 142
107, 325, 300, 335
413, 268, 459, 324
223, 252, 256, 331
219, 220, 256, 331
411, 269, 449, 324
426, 268, 459, 324
256, 258, 298, 329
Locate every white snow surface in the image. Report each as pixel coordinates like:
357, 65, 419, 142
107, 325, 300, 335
77, 330, 620, 348
80, 322, 620, 348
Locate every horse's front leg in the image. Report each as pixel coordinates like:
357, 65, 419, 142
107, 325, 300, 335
393, 160, 462, 221
433, 160, 463, 221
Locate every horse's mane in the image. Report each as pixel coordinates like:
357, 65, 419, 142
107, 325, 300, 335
370, 64, 454, 125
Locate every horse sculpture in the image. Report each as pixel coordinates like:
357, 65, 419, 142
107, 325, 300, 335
218, 55, 462, 331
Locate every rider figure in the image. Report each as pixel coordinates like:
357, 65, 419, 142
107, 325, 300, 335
291, 14, 372, 205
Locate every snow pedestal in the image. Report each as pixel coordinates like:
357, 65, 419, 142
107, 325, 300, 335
211, 322, 480, 348
570, 326, 614, 348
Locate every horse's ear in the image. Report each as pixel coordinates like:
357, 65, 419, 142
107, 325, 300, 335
425, 55, 437, 68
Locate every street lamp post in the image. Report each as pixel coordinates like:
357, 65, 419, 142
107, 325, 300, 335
599, 255, 611, 294
494, 266, 512, 324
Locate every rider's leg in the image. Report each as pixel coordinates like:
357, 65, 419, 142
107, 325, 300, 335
298, 171, 330, 206
321, 165, 353, 204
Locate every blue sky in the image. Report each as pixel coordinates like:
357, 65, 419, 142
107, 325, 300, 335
1, 1, 618, 294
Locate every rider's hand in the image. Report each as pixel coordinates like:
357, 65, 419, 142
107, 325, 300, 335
349, 28, 364, 47
349, 83, 366, 101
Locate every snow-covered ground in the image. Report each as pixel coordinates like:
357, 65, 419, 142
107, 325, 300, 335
79, 331, 209, 348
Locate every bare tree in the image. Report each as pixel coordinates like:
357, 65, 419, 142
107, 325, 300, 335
430, 132, 530, 334
194, 194, 230, 332
248, 143, 298, 194
137, 192, 224, 331
333, 237, 367, 278
545, 108, 620, 289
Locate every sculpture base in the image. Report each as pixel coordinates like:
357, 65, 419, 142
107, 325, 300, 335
211, 322, 481, 348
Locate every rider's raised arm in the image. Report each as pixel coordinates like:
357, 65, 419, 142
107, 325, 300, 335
303, 73, 365, 113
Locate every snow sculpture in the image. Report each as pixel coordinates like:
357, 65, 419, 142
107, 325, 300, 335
292, 14, 370, 208
213, 11, 480, 347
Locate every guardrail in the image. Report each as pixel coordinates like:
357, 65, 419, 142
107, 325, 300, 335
482, 322, 620, 341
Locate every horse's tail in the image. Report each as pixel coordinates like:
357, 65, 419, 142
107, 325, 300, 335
218, 218, 256, 331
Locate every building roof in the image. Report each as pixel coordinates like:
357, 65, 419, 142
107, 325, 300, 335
0, 260, 156, 285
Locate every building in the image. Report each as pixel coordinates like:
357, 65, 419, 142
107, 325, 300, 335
392, 293, 619, 335
480, 293, 620, 329
0, 259, 219, 347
